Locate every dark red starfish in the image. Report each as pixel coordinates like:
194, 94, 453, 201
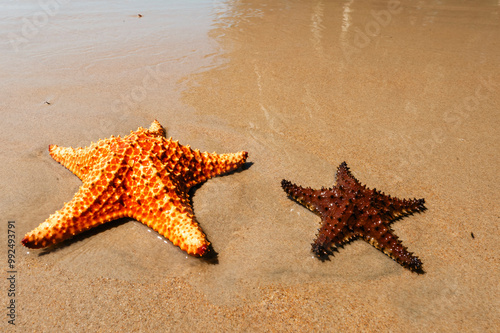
281, 162, 426, 273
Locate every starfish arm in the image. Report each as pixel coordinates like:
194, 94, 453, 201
384, 196, 426, 221
137, 120, 247, 188
312, 218, 355, 258
337, 162, 426, 221
335, 162, 364, 190
49, 137, 121, 181
363, 216, 423, 272
281, 179, 329, 214
49, 144, 93, 180
120, 167, 211, 256
312, 199, 362, 257
21, 176, 125, 248
131, 198, 210, 256
142, 136, 247, 190
23, 149, 128, 248
184, 150, 248, 188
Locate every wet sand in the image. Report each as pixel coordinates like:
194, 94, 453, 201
1, 0, 499, 331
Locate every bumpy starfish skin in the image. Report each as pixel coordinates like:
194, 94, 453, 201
22, 120, 248, 256
281, 162, 426, 272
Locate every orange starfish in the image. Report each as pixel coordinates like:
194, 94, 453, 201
22, 120, 248, 256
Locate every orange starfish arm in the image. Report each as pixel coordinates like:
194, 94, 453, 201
49, 144, 94, 180
48, 136, 122, 181
22, 153, 125, 248
185, 151, 248, 188
131, 197, 210, 256
119, 169, 211, 256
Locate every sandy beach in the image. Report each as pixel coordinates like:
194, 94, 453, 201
1, 0, 499, 331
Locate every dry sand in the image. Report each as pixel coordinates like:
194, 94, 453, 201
1, 0, 499, 331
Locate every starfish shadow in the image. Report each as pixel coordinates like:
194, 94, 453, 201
200, 245, 219, 265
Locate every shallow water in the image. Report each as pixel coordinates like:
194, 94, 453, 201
1, 0, 499, 330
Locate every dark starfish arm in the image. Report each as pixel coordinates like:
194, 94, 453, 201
281, 179, 327, 214
312, 199, 362, 258
384, 196, 426, 221
337, 162, 426, 218
335, 162, 364, 190
312, 218, 354, 258
363, 216, 423, 272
